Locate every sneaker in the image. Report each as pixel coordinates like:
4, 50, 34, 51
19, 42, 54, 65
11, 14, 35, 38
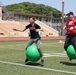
69, 58, 72, 61
25, 58, 29, 65
40, 59, 44, 66
40, 42, 42, 44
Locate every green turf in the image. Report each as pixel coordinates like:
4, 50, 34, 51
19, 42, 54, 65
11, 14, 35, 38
0, 40, 76, 75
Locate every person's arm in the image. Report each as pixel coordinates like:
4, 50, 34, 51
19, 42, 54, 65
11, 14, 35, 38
63, 22, 68, 30
74, 19, 76, 28
35, 24, 44, 32
63, 25, 66, 30
13, 24, 30, 32
36, 28, 44, 32
13, 28, 26, 32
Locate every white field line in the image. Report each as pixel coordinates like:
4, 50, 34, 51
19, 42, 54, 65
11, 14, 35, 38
0, 44, 67, 58
43, 53, 67, 57
0, 42, 63, 47
44, 52, 67, 55
0, 45, 67, 58
0, 42, 63, 50
0, 42, 61, 47
0, 46, 24, 50
0, 43, 67, 58
44, 55, 67, 58
0, 60, 76, 75
51, 53, 67, 55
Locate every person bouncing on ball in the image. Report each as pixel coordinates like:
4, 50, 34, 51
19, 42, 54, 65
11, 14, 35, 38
64, 12, 76, 61
13, 17, 44, 66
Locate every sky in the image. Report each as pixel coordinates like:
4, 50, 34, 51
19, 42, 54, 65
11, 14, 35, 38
0, 0, 76, 15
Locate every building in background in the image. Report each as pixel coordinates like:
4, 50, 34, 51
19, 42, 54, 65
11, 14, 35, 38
0, 4, 67, 35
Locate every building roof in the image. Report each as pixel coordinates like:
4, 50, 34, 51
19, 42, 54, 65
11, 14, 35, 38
14, 12, 47, 17
14, 11, 61, 20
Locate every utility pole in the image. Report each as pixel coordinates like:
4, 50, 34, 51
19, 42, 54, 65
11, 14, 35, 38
50, 11, 53, 24
61, 0, 64, 35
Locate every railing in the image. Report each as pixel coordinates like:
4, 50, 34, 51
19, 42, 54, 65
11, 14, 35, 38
0, 1, 14, 20
2, 12, 14, 20
35, 20, 59, 34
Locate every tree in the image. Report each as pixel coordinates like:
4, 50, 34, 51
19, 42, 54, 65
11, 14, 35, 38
6, 2, 62, 17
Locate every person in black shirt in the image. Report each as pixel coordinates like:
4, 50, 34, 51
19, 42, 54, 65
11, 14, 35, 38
13, 18, 44, 66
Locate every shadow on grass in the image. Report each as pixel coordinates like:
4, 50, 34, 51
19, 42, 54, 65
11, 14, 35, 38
16, 61, 41, 66
25, 62, 41, 66
60, 61, 76, 66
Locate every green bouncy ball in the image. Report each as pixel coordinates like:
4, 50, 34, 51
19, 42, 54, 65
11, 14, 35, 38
67, 45, 76, 59
26, 45, 41, 62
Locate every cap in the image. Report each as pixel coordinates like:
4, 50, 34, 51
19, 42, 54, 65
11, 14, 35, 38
66, 12, 74, 16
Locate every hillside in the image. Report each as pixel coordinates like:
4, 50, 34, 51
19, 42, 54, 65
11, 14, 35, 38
6, 2, 62, 17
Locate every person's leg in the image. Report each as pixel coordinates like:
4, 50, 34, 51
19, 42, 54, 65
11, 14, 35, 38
71, 36, 76, 50
26, 39, 34, 50
64, 35, 72, 51
25, 39, 34, 64
35, 38, 44, 66
64, 35, 73, 61
39, 37, 42, 44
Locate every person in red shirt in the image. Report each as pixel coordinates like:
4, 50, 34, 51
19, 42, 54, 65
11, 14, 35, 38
64, 12, 76, 61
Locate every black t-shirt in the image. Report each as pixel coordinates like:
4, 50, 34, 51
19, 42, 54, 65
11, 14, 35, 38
26, 23, 41, 39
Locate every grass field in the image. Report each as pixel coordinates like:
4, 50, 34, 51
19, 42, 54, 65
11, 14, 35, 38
0, 40, 76, 75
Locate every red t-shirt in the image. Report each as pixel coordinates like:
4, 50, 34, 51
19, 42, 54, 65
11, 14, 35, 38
66, 18, 76, 35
